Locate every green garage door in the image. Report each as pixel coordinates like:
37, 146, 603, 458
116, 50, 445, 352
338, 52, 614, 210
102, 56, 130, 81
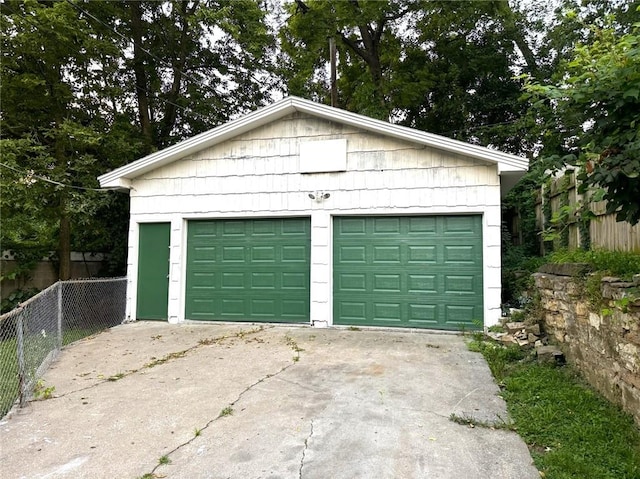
333, 216, 483, 330
186, 218, 310, 322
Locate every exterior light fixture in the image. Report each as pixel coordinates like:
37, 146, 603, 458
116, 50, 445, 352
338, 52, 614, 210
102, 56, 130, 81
308, 191, 331, 201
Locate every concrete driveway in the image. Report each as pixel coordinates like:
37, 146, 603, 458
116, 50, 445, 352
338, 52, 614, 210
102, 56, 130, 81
0, 322, 539, 479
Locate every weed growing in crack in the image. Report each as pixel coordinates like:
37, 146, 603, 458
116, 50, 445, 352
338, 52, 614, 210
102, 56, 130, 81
136, 474, 156, 479
284, 335, 304, 353
449, 413, 514, 430
107, 372, 125, 381
194, 427, 202, 437
198, 337, 224, 346
33, 380, 55, 400
158, 455, 171, 465
236, 326, 264, 339
144, 350, 188, 368
348, 326, 361, 331
199, 326, 265, 346
219, 406, 233, 418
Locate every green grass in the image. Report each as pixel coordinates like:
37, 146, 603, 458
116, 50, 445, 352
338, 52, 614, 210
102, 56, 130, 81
0, 326, 111, 418
0, 339, 19, 417
469, 338, 640, 478
62, 327, 104, 346
546, 249, 640, 280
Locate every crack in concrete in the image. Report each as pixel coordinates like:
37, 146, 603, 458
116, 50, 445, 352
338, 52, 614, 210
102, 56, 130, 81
150, 338, 301, 477
451, 387, 479, 411
299, 420, 314, 479
273, 376, 324, 393
43, 326, 269, 401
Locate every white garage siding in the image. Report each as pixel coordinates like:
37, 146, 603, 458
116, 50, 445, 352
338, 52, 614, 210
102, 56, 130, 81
123, 112, 502, 328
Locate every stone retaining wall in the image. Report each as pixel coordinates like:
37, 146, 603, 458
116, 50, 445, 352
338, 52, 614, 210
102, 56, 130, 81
533, 266, 640, 425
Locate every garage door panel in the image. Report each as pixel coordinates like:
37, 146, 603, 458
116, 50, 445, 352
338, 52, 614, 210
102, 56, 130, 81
221, 298, 245, 316
443, 245, 480, 264
373, 245, 401, 263
337, 245, 367, 263
251, 299, 275, 316
444, 275, 478, 294
282, 299, 308, 318
253, 221, 276, 235
282, 245, 307, 262
222, 221, 247, 236
334, 216, 482, 330
373, 274, 401, 292
192, 222, 217, 237
251, 272, 276, 289
373, 217, 400, 233
282, 221, 307, 235
408, 274, 437, 293
408, 216, 437, 234
222, 246, 244, 262
186, 218, 310, 322
336, 301, 367, 321
221, 272, 243, 289
373, 302, 401, 321
408, 245, 437, 264
337, 273, 367, 291
251, 246, 276, 262
408, 304, 437, 323
190, 298, 215, 316
443, 304, 479, 324
282, 272, 307, 289
337, 217, 367, 235
192, 271, 217, 288
442, 216, 482, 235
193, 246, 217, 261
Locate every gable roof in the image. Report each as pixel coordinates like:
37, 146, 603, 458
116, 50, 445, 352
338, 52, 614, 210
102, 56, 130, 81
98, 96, 529, 189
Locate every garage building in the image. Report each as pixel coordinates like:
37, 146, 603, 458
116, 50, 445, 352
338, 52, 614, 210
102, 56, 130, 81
98, 96, 528, 330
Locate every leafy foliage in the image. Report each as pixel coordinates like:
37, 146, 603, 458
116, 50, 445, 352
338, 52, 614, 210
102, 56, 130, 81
0, 288, 40, 314
524, 17, 640, 225
1, 0, 276, 280
280, 0, 534, 153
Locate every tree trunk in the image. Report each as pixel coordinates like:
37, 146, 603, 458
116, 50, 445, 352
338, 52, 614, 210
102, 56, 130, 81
58, 195, 71, 281
497, 0, 541, 80
129, 1, 154, 149
158, 1, 193, 144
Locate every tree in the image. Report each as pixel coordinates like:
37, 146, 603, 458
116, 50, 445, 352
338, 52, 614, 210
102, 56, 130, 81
281, 0, 418, 120
280, 0, 541, 154
98, 0, 277, 150
398, 0, 533, 153
1, 0, 118, 280
1, 0, 276, 283
524, 19, 640, 225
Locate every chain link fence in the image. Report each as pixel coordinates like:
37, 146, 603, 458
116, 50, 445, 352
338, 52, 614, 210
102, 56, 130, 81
0, 277, 126, 418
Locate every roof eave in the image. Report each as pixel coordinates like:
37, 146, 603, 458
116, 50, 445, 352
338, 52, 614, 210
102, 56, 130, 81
98, 96, 529, 187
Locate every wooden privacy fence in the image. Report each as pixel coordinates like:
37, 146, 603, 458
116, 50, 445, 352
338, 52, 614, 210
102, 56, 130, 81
536, 170, 640, 253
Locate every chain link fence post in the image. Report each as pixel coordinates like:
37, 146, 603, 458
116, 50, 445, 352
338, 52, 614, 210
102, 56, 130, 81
56, 283, 63, 351
15, 310, 26, 408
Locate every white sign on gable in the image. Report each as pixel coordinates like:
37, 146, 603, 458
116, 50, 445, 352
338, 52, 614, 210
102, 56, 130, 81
299, 139, 347, 173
